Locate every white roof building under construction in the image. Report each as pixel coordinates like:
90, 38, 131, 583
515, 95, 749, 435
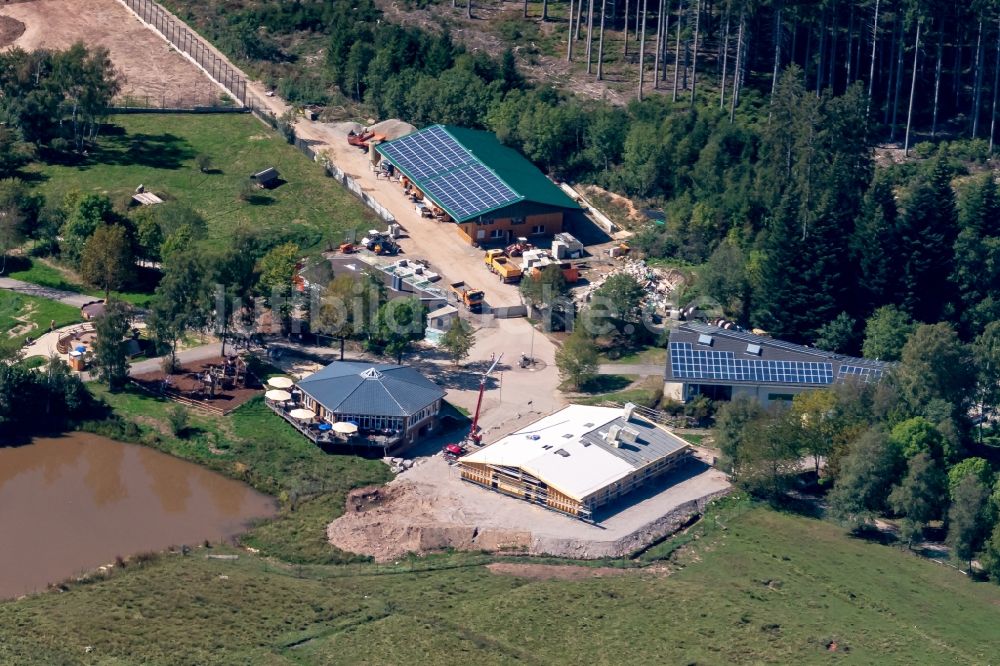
458, 404, 692, 519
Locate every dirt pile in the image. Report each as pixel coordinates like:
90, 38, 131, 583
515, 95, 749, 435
0, 16, 26, 48
328, 481, 531, 561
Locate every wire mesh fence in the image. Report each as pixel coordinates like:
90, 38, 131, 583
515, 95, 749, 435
118, 0, 272, 115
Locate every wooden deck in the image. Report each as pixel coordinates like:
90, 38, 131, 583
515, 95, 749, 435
265, 400, 404, 452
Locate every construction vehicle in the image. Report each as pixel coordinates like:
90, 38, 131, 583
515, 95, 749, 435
504, 237, 533, 257
347, 129, 386, 149
449, 281, 485, 312
483, 249, 522, 283
466, 353, 503, 446
347, 129, 374, 147
361, 229, 399, 256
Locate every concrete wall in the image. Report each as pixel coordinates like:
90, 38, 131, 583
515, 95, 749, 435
663, 381, 684, 402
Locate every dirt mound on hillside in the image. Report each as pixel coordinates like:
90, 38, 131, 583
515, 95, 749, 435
0, 15, 26, 48
328, 481, 531, 561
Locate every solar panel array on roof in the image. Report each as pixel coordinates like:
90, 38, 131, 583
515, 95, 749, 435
378, 126, 521, 221
670, 342, 834, 385
838, 364, 886, 381
383, 126, 469, 181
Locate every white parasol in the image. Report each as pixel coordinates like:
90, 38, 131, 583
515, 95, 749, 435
289, 408, 316, 420
332, 421, 359, 435
264, 389, 292, 402
267, 376, 294, 389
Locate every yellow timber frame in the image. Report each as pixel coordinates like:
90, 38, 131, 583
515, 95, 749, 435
458, 446, 693, 520
459, 461, 588, 518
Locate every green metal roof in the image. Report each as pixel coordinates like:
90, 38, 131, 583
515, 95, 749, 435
376, 124, 580, 223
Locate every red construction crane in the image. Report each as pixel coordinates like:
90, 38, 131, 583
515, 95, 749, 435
467, 352, 503, 446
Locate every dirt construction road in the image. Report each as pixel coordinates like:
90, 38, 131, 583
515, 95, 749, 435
1, 0, 216, 102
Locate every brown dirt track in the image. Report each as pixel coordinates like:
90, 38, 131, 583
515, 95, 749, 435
0, 0, 217, 102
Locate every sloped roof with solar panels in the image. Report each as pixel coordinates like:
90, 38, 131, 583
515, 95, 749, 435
666, 322, 894, 387
375, 125, 580, 223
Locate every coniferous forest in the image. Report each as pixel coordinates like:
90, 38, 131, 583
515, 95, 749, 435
148, 0, 1000, 352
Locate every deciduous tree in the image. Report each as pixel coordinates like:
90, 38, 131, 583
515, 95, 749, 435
889, 451, 947, 546
828, 428, 905, 530
555, 327, 599, 390
149, 248, 213, 371
862, 305, 915, 362
441, 317, 475, 365
91, 299, 132, 391
947, 474, 991, 571
80, 224, 133, 299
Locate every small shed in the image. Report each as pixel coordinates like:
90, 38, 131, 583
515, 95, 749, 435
131, 192, 164, 206
251, 167, 280, 189
427, 304, 459, 331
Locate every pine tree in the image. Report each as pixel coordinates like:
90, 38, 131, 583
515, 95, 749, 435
953, 173, 1000, 334
896, 158, 959, 323
852, 174, 900, 313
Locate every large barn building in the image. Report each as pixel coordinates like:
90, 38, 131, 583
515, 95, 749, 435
664, 322, 892, 406
375, 125, 581, 245
458, 404, 692, 520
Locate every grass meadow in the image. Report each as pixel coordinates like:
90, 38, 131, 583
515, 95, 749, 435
29, 113, 379, 253
1, 502, 998, 664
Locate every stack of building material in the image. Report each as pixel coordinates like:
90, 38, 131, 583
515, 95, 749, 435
573, 258, 686, 311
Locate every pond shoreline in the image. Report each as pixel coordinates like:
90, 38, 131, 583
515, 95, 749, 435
0, 432, 277, 600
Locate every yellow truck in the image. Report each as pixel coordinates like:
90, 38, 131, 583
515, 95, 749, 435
483, 249, 523, 284
449, 281, 485, 312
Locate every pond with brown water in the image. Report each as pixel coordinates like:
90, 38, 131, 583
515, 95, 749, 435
0, 432, 277, 599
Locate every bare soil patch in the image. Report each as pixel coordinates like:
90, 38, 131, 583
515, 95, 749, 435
131, 356, 262, 413
0, 15, 25, 47
1, 0, 216, 101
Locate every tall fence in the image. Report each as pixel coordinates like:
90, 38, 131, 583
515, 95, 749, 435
118, 0, 257, 111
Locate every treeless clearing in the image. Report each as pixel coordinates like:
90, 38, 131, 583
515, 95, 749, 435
0, 0, 217, 101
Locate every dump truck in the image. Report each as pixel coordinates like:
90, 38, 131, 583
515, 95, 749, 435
483, 249, 522, 283
449, 281, 485, 311
528, 260, 580, 284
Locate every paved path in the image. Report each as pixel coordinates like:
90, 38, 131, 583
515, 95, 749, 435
598, 363, 664, 377
127, 342, 223, 376
0, 277, 96, 308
